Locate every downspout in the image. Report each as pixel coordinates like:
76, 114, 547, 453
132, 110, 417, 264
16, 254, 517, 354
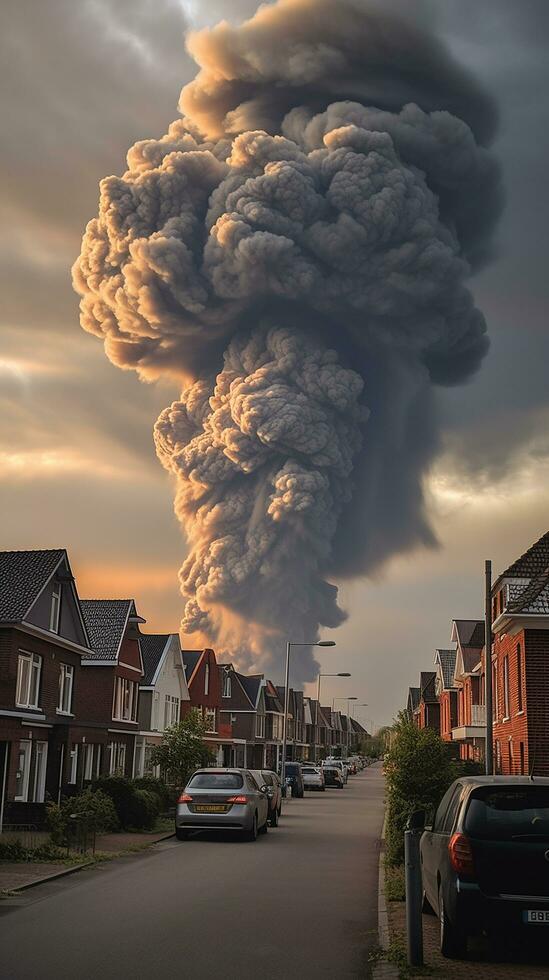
0, 743, 9, 835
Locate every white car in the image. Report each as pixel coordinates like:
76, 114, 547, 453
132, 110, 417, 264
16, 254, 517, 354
301, 765, 326, 791
323, 759, 349, 783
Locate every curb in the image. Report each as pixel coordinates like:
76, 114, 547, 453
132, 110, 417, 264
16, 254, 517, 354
2, 831, 176, 895
373, 811, 399, 980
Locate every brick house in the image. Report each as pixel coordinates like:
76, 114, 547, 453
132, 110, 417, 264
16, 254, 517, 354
433, 648, 458, 744
490, 530, 549, 775
182, 648, 232, 765
416, 671, 440, 731
0, 549, 93, 828
450, 620, 486, 762
217, 666, 266, 768
134, 634, 190, 777
304, 697, 320, 760
78, 599, 145, 780
263, 679, 283, 771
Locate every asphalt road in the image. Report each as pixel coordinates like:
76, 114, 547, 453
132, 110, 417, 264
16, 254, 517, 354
0, 764, 385, 980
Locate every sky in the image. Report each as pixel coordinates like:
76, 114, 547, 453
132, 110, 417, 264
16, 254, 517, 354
1, 0, 548, 731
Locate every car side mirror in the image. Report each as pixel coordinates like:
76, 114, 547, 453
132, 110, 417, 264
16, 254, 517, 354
407, 809, 427, 831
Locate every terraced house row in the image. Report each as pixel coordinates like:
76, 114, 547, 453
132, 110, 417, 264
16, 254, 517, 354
0, 549, 367, 829
405, 530, 549, 776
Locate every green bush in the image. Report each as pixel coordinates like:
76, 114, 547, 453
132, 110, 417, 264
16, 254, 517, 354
132, 777, 171, 811
92, 776, 163, 829
0, 838, 76, 862
47, 788, 119, 846
133, 789, 161, 830
150, 709, 214, 790
384, 714, 456, 867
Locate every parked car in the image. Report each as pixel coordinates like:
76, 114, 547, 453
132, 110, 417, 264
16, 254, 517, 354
284, 762, 305, 798
176, 769, 269, 841
250, 769, 282, 826
323, 759, 348, 783
301, 765, 326, 791
419, 776, 549, 958
322, 765, 344, 789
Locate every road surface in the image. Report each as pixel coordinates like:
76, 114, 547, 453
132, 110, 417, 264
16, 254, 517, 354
0, 764, 385, 979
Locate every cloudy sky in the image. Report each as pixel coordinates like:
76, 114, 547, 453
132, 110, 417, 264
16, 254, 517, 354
2, 0, 548, 730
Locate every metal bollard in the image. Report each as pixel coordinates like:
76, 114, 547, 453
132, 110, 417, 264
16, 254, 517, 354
404, 821, 424, 966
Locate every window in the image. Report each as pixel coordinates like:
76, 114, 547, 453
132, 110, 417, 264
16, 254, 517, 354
152, 691, 160, 730
84, 744, 101, 781
113, 677, 138, 721
108, 742, 126, 775
519, 741, 525, 775
255, 713, 266, 738
204, 707, 216, 732
503, 656, 510, 718
16, 652, 41, 709
492, 663, 498, 720
163, 695, 179, 729
508, 739, 513, 772
15, 740, 48, 802
465, 786, 549, 841
188, 772, 243, 789
495, 739, 501, 773
204, 663, 210, 696
68, 743, 79, 784
516, 643, 523, 712
58, 663, 74, 714
49, 583, 62, 633
222, 671, 231, 698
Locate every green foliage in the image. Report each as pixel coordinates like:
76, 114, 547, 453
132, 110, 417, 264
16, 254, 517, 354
133, 789, 161, 830
0, 838, 70, 862
385, 862, 406, 902
384, 713, 456, 867
91, 776, 153, 830
150, 709, 214, 789
132, 777, 171, 811
47, 789, 119, 845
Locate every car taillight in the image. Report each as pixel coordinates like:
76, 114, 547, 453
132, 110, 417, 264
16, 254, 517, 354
448, 833, 475, 876
178, 793, 193, 803
227, 795, 248, 804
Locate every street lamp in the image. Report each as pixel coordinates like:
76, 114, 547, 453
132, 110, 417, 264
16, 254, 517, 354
280, 640, 335, 786
314, 671, 350, 764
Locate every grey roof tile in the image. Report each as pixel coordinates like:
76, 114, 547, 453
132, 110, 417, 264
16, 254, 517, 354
420, 671, 437, 702
507, 567, 549, 615
502, 531, 549, 579
0, 549, 65, 623
80, 599, 133, 661
436, 649, 457, 689
140, 633, 171, 686
408, 686, 420, 712
182, 650, 202, 681
241, 674, 262, 707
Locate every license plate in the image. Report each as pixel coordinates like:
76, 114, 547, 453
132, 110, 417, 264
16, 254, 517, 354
523, 911, 549, 924
194, 804, 228, 813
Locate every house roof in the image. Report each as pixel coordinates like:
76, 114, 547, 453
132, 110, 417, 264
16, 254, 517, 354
507, 567, 549, 615
140, 633, 171, 686
435, 649, 457, 689
499, 530, 549, 581
420, 671, 437, 702
453, 620, 485, 649
241, 674, 262, 707
182, 650, 203, 682
0, 548, 66, 623
80, 599, 137, 662
408, 687, 420, 712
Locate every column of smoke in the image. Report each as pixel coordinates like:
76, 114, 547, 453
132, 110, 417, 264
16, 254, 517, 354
73, 0, 502, 681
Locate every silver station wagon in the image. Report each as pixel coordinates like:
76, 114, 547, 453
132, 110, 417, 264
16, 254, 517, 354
176, 768, 270, 841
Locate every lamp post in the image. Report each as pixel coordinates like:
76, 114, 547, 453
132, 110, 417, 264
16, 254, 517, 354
332, 696, 357, 759
281, 640, 335, 788
315, 672, 350, 764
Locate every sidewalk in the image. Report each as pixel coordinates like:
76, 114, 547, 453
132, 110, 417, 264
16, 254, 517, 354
388, 897, 549, 979
0, 829, 173, 893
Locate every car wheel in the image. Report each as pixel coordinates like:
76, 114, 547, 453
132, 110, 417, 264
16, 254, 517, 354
439, 885, 467, 958
277, 804, 282, 818
175, 828, 189, 841
321, 786, 326, 792
259, 816, 268, 835
245, 813, 258, 842
270, 807, 279, 827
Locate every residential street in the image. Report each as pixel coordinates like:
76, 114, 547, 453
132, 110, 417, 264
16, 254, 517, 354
0, 765, 385, 979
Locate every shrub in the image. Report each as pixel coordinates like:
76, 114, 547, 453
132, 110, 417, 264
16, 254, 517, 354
47, 788, 119, 846
0, 839, 69, 862
133, 789, 161, 830
92, 777, 163, 829
132, 777, 171, 811
150, 710, 214, 789
384, 714, 456, 867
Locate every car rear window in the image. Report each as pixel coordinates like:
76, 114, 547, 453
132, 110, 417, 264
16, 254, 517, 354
302, 767, 318, 773
285, 764, 300, 773
465, 786, 549, 841
188, 772, 243, 789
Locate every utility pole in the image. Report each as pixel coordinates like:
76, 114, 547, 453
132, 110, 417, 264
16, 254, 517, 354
485, 559, 493, 775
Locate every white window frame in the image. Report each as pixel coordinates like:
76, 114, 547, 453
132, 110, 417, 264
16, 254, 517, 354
32, 741, 48, 802
222, 672, 231, 698
68, 743, 79, 785
152, 691, 160, 730
255, 713, 266, 738
204, 663, 210, 696
84, 743, 101, 781
57, 663, 74, 715
49, 583, 62, 633
503, 656, 510, 719
113, 677, 138, 722
108, 742, 126, 776
15, 740, 32, 801
16, 651, 42, 709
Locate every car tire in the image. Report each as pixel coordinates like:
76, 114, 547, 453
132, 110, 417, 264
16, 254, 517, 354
277, 804, 282, 819
259, 817, 268, 835
270, 807, 279, 827
439, 885, 467, 958
321, 786, 326, 792
245, 813, 258, 842
175, 828, 189, 841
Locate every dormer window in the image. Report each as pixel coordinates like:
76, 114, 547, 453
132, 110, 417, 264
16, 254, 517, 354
222, 671, 231, 698
204, 662, 210, 696
49, 583, 62, 633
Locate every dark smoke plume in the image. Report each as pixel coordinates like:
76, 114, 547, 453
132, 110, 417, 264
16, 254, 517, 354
73, 0, 502, 680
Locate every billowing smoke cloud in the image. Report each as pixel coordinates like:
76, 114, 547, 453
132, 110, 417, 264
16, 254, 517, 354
73, 0, 502, 680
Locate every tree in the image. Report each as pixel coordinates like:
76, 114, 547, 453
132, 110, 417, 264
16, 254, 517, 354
384, 712, 456, 867
150, 709, 214, 788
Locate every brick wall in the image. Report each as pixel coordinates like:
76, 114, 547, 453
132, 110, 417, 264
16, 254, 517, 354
525, 630, 549, 776
493, 627, 530, 774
